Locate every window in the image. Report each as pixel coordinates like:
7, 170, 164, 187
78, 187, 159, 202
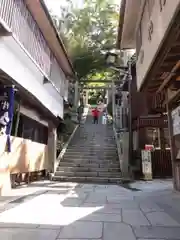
146, 128, 170, 149
146, 128, 159, 148
16, 115, 48, 144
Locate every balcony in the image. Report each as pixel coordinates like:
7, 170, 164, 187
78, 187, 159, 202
132, 115, 168, 130
0, 0, 66, 99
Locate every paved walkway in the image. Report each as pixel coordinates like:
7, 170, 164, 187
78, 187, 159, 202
0, 108, 178, 239
0, 180, 180, 239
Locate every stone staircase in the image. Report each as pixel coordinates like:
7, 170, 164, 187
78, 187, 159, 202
53, 115, 123, 183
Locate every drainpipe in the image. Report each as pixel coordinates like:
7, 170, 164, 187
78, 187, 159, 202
112, 81, 116, 128
128, 61, 133, 171
74, 81, 79, 107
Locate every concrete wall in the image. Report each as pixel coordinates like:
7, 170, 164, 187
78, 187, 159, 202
136, 0, 180, 90
0, 36, 64, 118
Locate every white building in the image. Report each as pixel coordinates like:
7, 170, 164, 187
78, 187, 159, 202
0, 0, 75, 195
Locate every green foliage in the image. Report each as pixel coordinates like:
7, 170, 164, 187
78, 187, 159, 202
88, 97, 97, 105
51, 0, 119, 81
57, 109, 75, 136
56, 117, 75, 154
63, 118, 75, 135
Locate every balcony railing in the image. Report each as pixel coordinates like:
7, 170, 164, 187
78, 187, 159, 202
0, 0, 69, 101
0, 0, 51, 76
0, 0, 68, 97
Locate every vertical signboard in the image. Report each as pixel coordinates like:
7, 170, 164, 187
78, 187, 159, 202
172, 106, 180, 136
141, 150, 152, 180
0, 86, 15, 152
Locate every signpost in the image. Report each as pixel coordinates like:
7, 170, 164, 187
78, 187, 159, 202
141, 150, 152, 180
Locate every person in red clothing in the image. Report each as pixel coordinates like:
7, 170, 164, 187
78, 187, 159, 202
91, 107, 99, 124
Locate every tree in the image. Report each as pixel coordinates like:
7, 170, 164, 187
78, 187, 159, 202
51, 0, 119, 82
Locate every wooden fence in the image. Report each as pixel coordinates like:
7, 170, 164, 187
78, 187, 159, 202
151, 150, 172, 178
0, 136, 49, 194
133, 149, 172, 178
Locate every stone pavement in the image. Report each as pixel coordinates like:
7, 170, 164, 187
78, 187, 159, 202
0, 180, 180, 239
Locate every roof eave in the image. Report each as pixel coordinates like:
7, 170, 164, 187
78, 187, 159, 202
25, 0, 76, 78
116, 0, 126, 49
40, 0, 76, 78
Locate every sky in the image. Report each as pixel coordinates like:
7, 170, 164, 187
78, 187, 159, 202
44, 0, 84, 16
44, 0, 120, 16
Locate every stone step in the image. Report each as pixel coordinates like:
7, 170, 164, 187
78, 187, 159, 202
65, 148, 117, 151
71, 137, 115, 139
55, 171, 121, 178
66, 149, 117, 152
62, 159, 119, 164
52, 176, 129, 184
66, 147, 117, 151
69, 141, 116, 143
59, 162, 120, 169
69, 142, 116, 149
70, 139, 116, 142
66, 150, 117, 154
63, 156, 118, 160
71, 141, 116, 143
64, 153, 118, 156
65, 148, 117, 155
62, 156, 118, 161
61, 159, 119, 165
57, 166, 121, 172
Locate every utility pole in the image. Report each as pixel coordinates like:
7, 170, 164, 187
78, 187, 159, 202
112, 81, 116, 128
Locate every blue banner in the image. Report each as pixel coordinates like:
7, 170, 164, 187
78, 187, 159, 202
0, 86, 15, 152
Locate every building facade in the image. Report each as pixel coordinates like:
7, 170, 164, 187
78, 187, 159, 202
118, 0, 180, 188
0, 0, 76, 195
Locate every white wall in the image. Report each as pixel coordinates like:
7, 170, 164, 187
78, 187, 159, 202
63, 79, 69, 102
136, 0, 180, 90
121, 0, 142, 49
0, 36, 64, 119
